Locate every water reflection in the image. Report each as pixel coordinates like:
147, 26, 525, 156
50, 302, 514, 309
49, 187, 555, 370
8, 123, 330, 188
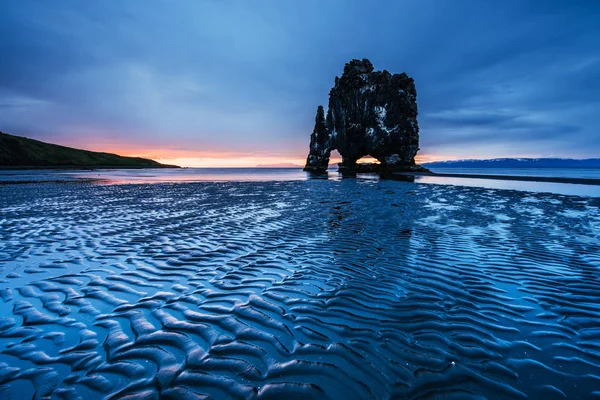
415, 175, 600, 197
0, 167, 598, 197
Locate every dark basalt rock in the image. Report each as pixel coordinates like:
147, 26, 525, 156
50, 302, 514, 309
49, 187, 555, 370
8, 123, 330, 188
304, 59, 428, 173
304, 106, 331, 173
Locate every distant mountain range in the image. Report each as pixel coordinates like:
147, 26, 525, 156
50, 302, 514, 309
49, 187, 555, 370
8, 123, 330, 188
423, 158, 600, 168
254, 163, 301, 168
0, 132, 179, 168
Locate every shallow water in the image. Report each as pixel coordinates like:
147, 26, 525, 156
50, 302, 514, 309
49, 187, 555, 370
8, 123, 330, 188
1, 167, 600, 197
429, 167, 600, 180
416, 175, 600, 197
1, 180, 600, 399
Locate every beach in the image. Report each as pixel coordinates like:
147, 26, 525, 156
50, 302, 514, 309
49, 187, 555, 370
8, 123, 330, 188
1, 174, 600, 398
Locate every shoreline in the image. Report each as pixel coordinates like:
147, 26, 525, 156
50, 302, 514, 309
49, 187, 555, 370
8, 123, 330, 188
1, 168, 599, 187
0, 178, 104, 185
395, 171, 600, 186
0, 165, 180, 170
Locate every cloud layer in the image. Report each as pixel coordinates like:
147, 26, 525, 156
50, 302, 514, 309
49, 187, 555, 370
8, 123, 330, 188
1, 1, 599, 162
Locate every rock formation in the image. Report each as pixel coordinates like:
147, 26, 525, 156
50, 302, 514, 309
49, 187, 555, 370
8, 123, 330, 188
304, 59, 428, 173
304, 105, 332, 170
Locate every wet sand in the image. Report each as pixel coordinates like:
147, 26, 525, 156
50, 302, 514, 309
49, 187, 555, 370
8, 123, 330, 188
1, 179, 600, 398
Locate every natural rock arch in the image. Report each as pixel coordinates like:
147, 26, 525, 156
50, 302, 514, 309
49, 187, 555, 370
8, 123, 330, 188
304, 59, 427, 173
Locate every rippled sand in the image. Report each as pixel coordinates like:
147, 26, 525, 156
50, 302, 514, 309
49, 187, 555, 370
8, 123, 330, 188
1, 180, 600, 399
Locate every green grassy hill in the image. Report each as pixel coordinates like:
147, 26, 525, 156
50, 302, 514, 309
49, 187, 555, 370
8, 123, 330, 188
0, 132, 179, 168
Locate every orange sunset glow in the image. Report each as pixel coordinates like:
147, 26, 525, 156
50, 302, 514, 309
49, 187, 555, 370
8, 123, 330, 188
71, 142, 449, 168
116, 150, 442, 168
50, 136, 452, 168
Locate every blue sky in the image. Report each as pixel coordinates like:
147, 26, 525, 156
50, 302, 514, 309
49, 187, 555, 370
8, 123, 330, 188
1, 1, 599, 165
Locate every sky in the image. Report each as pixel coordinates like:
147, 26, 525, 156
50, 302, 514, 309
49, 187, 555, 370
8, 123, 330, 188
1, 1, 599, 167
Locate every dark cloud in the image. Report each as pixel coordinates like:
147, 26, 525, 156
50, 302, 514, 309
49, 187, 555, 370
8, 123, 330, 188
0, 0, 599, 158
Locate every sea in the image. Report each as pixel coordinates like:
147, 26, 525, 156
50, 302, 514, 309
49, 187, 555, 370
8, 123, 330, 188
1, 167, 600, 197
0, 167, 599, 398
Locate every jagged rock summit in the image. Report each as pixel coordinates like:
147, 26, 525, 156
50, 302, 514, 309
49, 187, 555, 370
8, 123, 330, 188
304, 59, 429, 173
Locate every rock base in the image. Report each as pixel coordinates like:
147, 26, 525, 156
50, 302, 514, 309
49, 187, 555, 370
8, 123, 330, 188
303, 166, 328, 173
337, 163, 430, 174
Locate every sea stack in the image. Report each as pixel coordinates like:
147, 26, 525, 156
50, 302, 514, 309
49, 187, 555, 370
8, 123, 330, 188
304, 59, 428, 173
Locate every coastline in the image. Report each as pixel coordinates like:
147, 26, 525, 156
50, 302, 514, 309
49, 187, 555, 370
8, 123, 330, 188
1, 168, 599, 196
0, 165, 180, 170
0, 178, 104, 185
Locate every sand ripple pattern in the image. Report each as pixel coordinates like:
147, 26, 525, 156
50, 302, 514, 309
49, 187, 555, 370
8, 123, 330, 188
1, 180, 600, 399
